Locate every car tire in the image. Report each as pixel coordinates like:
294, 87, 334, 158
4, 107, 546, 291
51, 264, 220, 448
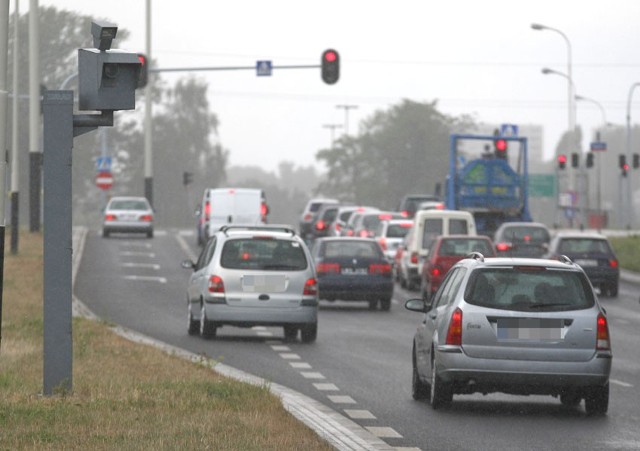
412, 350, 429, 401
430, 357, 452, 409
585, 384, 609, 416
147, 230, 153, 239
301, 323, 317, 343
607, 283, 618, 298
380, 298, 392, 311
283, 325, 298, 341
187, 302, 199, 336
102, 229, 109, 238
200, 304, 216, 339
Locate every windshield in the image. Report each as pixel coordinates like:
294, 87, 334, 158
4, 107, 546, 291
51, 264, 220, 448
221, 239, 308, 270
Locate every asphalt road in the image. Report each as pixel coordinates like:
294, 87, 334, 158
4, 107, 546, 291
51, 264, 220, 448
74, 228, 640, 451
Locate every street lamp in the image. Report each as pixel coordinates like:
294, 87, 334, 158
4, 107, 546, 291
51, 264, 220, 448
335, 104, 358, 136
625, 82, 640, 228
532, 23, 574, 133
323, 123, 342, 147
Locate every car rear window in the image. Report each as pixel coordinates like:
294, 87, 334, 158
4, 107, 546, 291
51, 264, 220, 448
221, 239, 308, 270
387, 223, 412, 239
322, 241, 382, 259
464, 267, 595, 312
109, 200, 149, 210
558, 238, 612, 254
502, 226, 550, 243
440, 239, 492, 256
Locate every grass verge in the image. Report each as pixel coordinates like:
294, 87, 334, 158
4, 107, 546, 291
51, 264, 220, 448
0, 231, 333, 450
609, 235, 640, 273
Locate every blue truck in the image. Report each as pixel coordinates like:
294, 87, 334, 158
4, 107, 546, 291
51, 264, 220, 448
445, 133, 531, 236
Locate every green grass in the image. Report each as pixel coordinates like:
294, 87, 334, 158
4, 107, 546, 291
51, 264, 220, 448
609, 235, 640, 272
0, 231, 333, 450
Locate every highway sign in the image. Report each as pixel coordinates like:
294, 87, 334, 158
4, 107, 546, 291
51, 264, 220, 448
96, 171, 113, 190
500, 123, 519, 137
96, 156, 112, 172
590, 141, 607, 152
528, 173, 555, 197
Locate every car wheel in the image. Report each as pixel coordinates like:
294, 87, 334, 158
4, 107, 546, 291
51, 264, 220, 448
585, 384, 609, 416
400, 272, 407, 288
368, 300, 379, 310
147, 230, 154, 239
187, 302, 199, 336
300, 323, 317, 343
199, 304, 216, 339
102, 229, 109, 238
283, 325, 298, 341
411, 350, 429, 401
380, 298, 392, 311
429, 357, 452, 409
607, 283, 618, 298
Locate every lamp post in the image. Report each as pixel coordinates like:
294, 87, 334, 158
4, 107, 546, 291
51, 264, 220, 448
541, 67, 579, 226
625, 82, 640, 228
575, 94, 609, 228
335, 104, 358, 136
323, 123, 342, 147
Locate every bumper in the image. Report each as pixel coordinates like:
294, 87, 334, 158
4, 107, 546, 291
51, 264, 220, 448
103, 222, 153, 234
200, 303, 317, 327
318, 276, 394, 301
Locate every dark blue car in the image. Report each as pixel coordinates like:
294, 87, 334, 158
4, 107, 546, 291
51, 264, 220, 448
311, 237, 394, 310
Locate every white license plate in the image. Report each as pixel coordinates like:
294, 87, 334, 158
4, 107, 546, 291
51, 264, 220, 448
497, 318, 564, 340
341, 268, 368, 275
242, 275, 287, 292
575, 259, 597, 267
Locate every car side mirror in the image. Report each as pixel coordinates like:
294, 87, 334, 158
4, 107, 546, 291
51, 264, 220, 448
405, 298, 428, 313
181, 259, 195, 270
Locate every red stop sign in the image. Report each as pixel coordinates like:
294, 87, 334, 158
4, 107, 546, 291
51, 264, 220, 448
96, 171, 113, 190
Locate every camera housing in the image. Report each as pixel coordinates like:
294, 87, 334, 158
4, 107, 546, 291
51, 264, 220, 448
77, 21, 141, 111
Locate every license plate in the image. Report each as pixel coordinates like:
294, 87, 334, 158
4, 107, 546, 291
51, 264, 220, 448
341, 268, 368, 275
497, 318, 564, 340
575, 259, 597, 267
242, 275, 287, 292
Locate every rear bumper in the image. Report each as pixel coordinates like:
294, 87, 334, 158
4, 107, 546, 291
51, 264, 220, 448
318, 277, 394, 301
201, 303, 317, 327
103, 222, 153, 234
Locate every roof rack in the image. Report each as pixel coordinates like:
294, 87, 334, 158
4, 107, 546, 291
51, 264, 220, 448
466, 251, 484, 262
219, 224, 296, 236
557, 254, 573, 265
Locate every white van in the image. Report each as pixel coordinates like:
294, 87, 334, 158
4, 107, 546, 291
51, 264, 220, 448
397, 209, 476, 290
196, 188, 268, 245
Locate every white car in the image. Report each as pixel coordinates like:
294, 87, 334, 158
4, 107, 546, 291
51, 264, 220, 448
102, 196, 154, 238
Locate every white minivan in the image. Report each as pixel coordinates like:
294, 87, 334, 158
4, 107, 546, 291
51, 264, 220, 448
397, 209, 476, 290
196, 188, 269, 245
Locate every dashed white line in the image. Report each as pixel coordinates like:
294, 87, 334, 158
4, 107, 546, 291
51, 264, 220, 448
122, 262, 160, 270
300, 372, 326, 380
344, 409, 376, 420
313, 383, 339, 391
610, 378, 633, 387
123, 275, 167, 283
328, 395, 356, 404
279, 353, 301, 360
120, 251, 155, 257
271, 345, 291, 352
290, 362, 312, 369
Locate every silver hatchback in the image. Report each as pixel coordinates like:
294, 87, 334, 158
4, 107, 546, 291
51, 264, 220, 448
182, 225, 318, 342
102, 196, 154, 238
405, 253, 612, 414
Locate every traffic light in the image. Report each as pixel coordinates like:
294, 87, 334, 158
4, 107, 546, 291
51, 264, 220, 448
571, 152, 579, 168
137, 53, 148, 89
620, 154, 628, 177
493, 138, 508, 159
321, 49, 340, 85
586, 152, 594, 168
183, 171, 193, 186
634, 153, 640, 169
557, 154, 567, 170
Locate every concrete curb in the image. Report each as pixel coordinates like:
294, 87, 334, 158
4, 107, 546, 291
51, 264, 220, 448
71, 227, 394, 451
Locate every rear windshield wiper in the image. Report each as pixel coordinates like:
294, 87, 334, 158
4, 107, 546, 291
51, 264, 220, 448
527, 302, 571, 310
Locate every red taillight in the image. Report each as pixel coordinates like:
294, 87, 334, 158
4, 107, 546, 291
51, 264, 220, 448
609, 259, 619, 268
346, 230, 354, 236
304, 213, 312, 221
430, 265, 442, 277
303, 278, 318, 296
369, 263, 391, 274
105, 214, 117, 221
401, 210, 409, 218
335, 223, 342, 232
315, 220, 326, 231
316, 262, 340, 274
139, 214, 153, 222
524, 235, 531, 242
378, 238, 387, 251
358, 230, 369, 238
204, 201, 211, 219
410, 252, 418, 264
596, 313, 611, 351
208, 275, 225, 293
435, 203, 445, 210
445, 308, 463, 346
261, 202, 269, 217
496, 242, 512, 252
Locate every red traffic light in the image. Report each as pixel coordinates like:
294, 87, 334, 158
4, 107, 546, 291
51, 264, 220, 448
557, 154, 567, 170
494, 139, 507, 152
137, 53, 148, 89
324, 50, 337, 63
321, 49, 340, 85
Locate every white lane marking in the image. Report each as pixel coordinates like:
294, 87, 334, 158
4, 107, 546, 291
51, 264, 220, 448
290, 362, 312, 369
271, 345, 291, 351
365, 427, 402, 438
122, 262, 160, 270
120, 242, 152, 249
175, 233, 198, 261
394, 448, 422, 451
279, 353, 301, 360
120, 251, 155, 257
328, 395, 356, 404
344, 409, 376, 420
314, 383, 339, 391
123, 275, 167, 283
300, 372, 325, 380
178, 230, 195, 237
256, 331, 273, 337
610, 378, 634, 387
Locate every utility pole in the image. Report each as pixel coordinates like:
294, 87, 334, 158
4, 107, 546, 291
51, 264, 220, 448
144, 0, 153, 205
10, 0, 19, 253
322, 123, 342, 147
335, 104, 358, 136
0, 0, 10, 352
28, 0, 40, 232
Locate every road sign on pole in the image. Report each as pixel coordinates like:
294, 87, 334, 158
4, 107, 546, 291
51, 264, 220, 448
96, 171, 113, 190
256, 60, 272, 76
96, 156, 112, 171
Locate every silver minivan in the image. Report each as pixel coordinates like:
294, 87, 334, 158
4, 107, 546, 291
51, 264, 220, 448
182, 225, 318, 342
